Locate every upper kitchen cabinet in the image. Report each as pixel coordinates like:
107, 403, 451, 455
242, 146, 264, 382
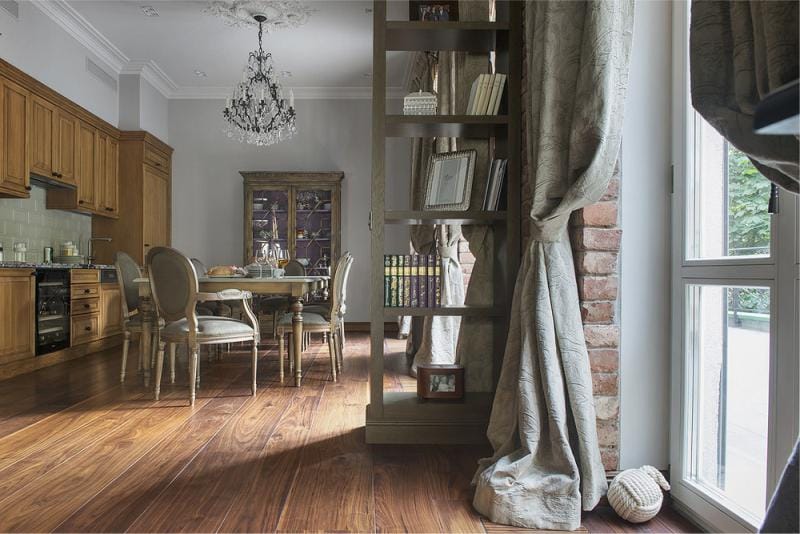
46, 120, 119, 218
30, 94, 79, 187
92, 131, 173, 265
0, 77, 31, 198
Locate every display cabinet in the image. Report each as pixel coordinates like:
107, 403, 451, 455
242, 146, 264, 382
241, 172, 343, 272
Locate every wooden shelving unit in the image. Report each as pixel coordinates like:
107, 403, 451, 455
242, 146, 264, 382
367, 0, 522, 444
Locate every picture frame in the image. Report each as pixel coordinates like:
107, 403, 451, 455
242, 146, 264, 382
409, 1, 458, 22
416, 364, 465, 400
424, 150, 476, 211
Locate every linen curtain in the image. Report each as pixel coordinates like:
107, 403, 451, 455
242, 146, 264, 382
405, 52, 466, 375
691, 0, 799, 193
472, 1, 635, 531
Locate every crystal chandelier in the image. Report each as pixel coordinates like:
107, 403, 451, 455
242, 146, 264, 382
223, 13, 296, 146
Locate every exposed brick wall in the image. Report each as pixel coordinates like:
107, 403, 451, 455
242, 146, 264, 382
520, 7, 621, 471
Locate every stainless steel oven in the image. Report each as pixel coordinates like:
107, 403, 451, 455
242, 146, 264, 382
35, 268, 70, 355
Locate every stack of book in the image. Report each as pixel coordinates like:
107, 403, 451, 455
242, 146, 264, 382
483, 159, 508, 210
466, 73, 506, 115
384, 254, 442, 308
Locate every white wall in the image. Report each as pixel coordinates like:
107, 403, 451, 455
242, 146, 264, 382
168, 98, 409, 322
0, 2, 118, 125
619, 0, 672, 469
139, 77, 169, 143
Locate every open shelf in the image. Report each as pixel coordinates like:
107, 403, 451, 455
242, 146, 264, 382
385, 21, 507, 52
383, 306, 503, 318
385, 114, 507, 138
385, 210, 506, 225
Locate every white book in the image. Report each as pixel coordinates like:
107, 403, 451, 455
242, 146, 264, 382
487, 159, 507, 210
466, 76, 481, 115
485, 74, 503, 116
475, 74, 493, 115
470, 74, 487, 115
491, 74, 507, 115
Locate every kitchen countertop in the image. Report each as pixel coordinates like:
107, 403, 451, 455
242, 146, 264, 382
0, 262, 115, 270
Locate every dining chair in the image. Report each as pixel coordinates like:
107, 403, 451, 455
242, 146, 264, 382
115, 252, 165, 383
190, 258, 234, 318
283, 259, 305, 276
147, 247, 260, 405
276, 254, 354, 382
304, 252, 352, 345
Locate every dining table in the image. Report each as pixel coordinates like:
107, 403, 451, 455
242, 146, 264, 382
134, 275, 329, 387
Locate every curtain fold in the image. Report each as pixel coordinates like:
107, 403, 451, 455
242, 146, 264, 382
472, 1, 635, 530
691, 0, 799, 193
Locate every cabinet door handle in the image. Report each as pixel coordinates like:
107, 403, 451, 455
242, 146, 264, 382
52, 171, 59, 177
84, 326, 92, 332
84, 303, 91, 309
84, 289, 91, 294
105, 207, 113, 211
78, 200, 85, 205
25, 186, 31, 191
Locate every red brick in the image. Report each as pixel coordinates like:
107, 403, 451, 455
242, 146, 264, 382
575, 251, 618, 275
596, 418, 619, 448
601, 447, 620, 471
572, 228, 622, 251
574, 201, 618, 227
601, 177, 620, 201
589, 349, 619, 373
584, 324, 619, 348
578, 276, 618, 301
581, 301, 616, 323
592, 372, 619, 396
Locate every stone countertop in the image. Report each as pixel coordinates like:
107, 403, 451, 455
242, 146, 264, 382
0, 262, 115, 270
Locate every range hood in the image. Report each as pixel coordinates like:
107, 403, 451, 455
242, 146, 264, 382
29, 173, 77, 190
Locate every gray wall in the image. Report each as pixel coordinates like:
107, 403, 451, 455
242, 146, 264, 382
168, 98, 410, 322
619, 0, 672, 469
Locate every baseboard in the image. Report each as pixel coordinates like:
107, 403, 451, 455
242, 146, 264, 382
345, 322, 398, 334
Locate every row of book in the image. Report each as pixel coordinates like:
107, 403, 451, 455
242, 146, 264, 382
384, 254, 442, 308
482, 158, 508, 211
466, 73, 506, 115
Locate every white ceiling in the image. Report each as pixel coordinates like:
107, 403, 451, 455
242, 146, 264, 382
61, 0, 410, 98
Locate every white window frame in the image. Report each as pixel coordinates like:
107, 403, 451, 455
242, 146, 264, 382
670, 1, 800, 532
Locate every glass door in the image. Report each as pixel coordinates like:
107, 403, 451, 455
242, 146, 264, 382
249, 187, 290, 264
671, 4, 798, 530
293, 187, 334, 275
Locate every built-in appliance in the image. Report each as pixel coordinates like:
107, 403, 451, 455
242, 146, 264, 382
35, 268, 70, 355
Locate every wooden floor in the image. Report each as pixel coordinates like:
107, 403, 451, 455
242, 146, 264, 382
0, 334, 698, 533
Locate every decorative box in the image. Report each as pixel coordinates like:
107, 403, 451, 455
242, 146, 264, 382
416, 364, 465, 399
403, 91, 438, 115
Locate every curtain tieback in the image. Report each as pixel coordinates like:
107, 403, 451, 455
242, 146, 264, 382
437, 244, 458, 260
530, 213, 571, 242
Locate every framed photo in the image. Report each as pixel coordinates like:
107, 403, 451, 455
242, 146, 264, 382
424, 150, 476, 211
410, 1, 458, 22
417, 364, 465, 400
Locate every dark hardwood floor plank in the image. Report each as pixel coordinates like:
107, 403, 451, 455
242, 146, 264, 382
125, 348, 326, 533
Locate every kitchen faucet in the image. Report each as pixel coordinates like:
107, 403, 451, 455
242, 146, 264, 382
87, 237, 112, 265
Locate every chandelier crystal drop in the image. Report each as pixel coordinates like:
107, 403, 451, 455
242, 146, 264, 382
222, 14, 296, 146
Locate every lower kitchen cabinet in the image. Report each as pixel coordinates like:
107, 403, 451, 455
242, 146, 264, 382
99, 283, 122, 338
71, 313, 100, 346
0, 269, 35, 365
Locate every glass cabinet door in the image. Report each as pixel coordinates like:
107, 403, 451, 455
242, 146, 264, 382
293, 187, 333, 275
250, 187, 290, 264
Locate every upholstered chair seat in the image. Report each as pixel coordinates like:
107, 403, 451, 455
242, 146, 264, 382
162, 317, 255, 339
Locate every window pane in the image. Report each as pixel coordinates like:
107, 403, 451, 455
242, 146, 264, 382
687, 284, 770, 522
686, 116, 772, 259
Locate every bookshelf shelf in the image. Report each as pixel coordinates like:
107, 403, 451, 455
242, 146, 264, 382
385, 210, 506, 225
369, 0, 522, 445
385, 21, 508, 52
383, 306, 503, 318
385, 115, 507, 138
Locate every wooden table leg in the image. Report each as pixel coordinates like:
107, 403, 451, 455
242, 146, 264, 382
291, 296, 304, 387
141, 328, 151, 388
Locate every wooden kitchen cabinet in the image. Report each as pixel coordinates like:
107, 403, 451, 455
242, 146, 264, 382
0, 77, 30, 198
31, 94, 79, 187
99, 283, 122, 338
0, 269, 35, 365
98, 135, 119, 216
53, 109, 78, 185
93, 131, 172, 265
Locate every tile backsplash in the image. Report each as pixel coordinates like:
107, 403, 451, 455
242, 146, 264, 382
0, 185, 91, 263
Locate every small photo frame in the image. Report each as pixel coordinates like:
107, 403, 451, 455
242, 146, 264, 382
410, 1, 458, 22
417, 364, 465, 400
424, 150, 476, 211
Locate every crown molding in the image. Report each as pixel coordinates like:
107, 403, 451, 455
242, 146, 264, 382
171, 85, 408, 100
30, 0, 128, 73
120, 59, 178, 99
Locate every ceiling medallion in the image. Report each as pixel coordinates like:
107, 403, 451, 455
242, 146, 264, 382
203, 0, 314, 31
222, 13, 297, 146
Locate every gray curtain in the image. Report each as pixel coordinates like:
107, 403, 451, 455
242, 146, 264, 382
405, 52, 466, 374
472, 1, 635, 531
691, 0, 799, 193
